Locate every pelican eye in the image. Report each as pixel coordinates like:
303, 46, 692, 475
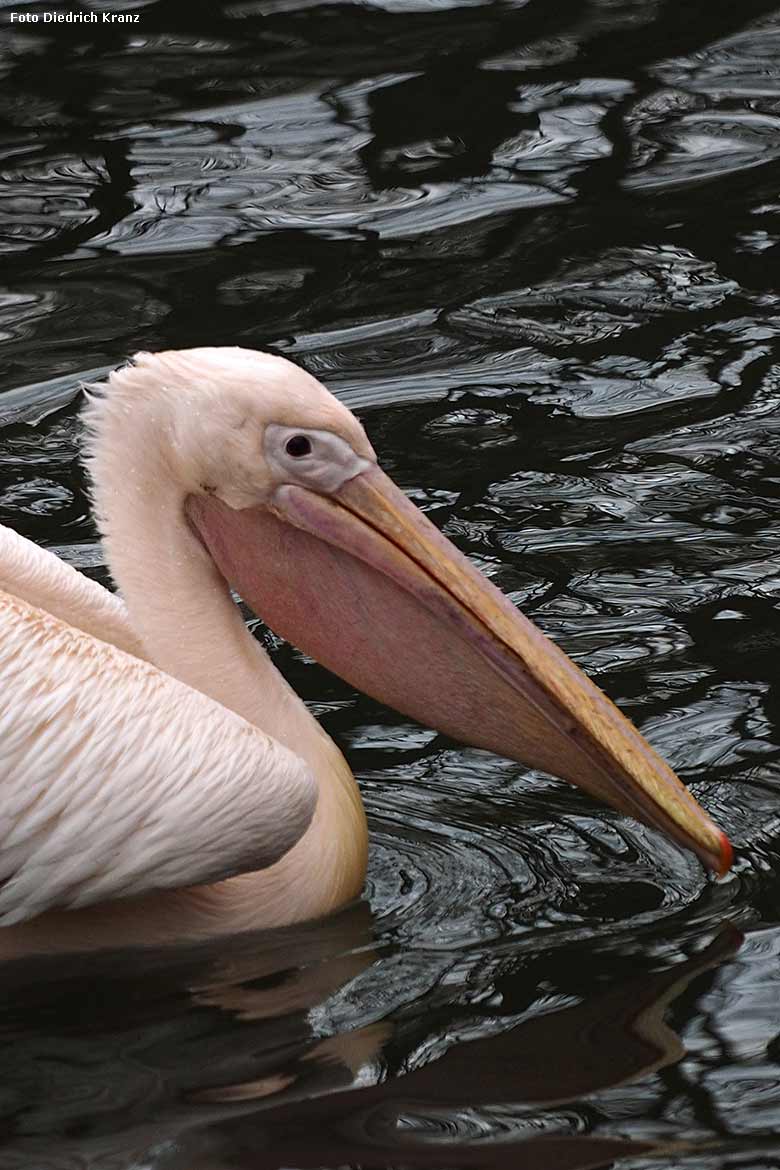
285, 434, 312, 458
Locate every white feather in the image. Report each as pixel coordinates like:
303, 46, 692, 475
0, 524, 141, 657
0, 590, 317, 924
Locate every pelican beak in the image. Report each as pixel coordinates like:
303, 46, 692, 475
189, 465, 732, 876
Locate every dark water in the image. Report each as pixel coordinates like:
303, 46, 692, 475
1, 0, 780, 1166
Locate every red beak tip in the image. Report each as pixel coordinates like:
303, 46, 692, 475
715, 830, 734, 877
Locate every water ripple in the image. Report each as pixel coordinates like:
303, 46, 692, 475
2, 0, 780, 1165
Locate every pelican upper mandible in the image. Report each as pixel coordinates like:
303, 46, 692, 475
0, 347, 732, 950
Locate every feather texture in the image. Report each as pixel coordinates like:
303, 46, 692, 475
0, 524, 142, 657
0, 590, 317, 924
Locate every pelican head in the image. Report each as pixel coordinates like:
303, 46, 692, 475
91, 346, 732, 876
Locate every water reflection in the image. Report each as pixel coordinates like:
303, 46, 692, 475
0, 915, 741, 1169
2, 0, 780, 1164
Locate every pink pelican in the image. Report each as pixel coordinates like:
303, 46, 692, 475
0, 348, 731, 951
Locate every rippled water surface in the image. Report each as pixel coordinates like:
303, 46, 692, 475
1, 0, 780, 1166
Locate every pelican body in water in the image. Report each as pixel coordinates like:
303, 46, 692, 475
0, 348, 732, 949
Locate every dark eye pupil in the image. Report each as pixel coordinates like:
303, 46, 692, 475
285, 434, 312, 457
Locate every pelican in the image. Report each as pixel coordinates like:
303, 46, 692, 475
0, 347, 731, 949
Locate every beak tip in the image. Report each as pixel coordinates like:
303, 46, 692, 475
713, 830, 734, 877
